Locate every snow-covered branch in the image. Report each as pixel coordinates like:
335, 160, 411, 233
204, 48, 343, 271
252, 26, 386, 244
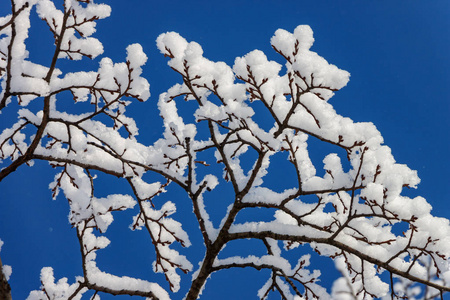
1, 1, 450, 299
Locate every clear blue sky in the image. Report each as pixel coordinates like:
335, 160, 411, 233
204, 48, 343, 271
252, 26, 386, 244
0, 1, 449, 299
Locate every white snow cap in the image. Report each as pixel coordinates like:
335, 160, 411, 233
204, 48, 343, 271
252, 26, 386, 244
271, 25, 314, 54
293, 25, 315, 50
156, 32, 188, 57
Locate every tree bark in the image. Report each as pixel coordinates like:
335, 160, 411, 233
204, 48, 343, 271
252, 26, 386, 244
185, 237, 228, 300
185, 247, 218, 300
0, 255, 12, 300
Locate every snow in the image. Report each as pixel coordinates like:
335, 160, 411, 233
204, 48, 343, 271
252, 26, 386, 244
36, 0, 111, 61
86, 261, 170, 299
0, 240, 12, 282
293, 25, 315, 50
157, 31, 189, 59
126, 43, 151, 101
24, 223, 173, 299
196, 195, 219, 241
234, 50, 282, 86
130, 199, 193, 291
49, 165, 137, 232
27, 267, 86, 300
0, 118, 28, 160
2, 4, 450, 297
242, 187, 297, 205
36, 0, 64, 34
130, 176, 164, 199
150, 25, 450, 297
2, 264, 12, 281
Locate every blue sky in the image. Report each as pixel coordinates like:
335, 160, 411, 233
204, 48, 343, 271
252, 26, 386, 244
0, 0, 449, 299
